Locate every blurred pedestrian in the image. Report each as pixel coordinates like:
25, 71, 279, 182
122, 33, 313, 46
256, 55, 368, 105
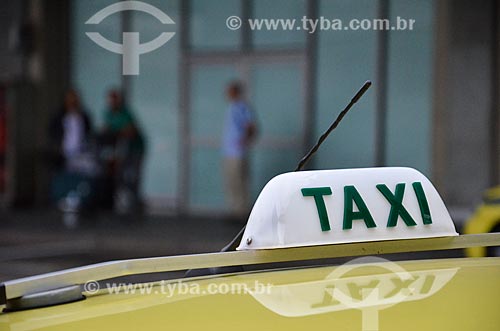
222, 81, 258, 220
101, 89, 145, 213
49, 89, 93, 173
48, 89, 99, 213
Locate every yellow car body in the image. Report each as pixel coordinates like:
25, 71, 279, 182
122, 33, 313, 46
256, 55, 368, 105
2, 168, 499, 330
1, 257, 500, 331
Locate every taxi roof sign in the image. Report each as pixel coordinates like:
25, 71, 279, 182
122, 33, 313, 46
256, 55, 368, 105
237, 167, 458, 250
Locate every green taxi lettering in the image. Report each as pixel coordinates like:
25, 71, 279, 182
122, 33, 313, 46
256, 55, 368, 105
301, 182, 432, 231
376, 183, 417, 227
301, 187, 332, 231
343, 185, 376, 230
413, 182, 433, 224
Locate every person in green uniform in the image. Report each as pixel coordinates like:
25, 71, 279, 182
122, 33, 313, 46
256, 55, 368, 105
102, 89, 145, 213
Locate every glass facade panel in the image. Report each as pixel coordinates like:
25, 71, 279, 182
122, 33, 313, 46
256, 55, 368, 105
386, 0, 434, 175
189, 65, 239, 210
252, 0, 307, 49
315, 0, 377, 169
129, 0, 180, 198
69, 0, 437, 214
250, 62, 304, 197
190, 0, 241, 51
188, 62, 305, 212
71, 0, 122, 127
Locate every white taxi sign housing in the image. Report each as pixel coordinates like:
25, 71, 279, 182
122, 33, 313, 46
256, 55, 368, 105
237, 167, 457, 250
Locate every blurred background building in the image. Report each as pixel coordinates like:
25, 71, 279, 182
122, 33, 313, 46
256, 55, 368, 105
0, 0, 498, 221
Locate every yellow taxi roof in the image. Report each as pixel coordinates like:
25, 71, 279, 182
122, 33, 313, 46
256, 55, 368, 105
2, 256, 499, 331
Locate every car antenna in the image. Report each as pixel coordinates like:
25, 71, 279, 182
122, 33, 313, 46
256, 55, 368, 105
295, 80, 372, 171
222, 81, 372, 249
185, 80, 372, 277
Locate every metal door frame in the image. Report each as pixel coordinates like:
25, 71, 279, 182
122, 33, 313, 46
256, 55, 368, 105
181, 52, 309, 215
177, 0, 318, 215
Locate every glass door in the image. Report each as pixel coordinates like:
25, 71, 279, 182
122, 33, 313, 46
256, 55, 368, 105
188, 64, 240, 211
186, 59, 305, 214
249, 61, 305, 198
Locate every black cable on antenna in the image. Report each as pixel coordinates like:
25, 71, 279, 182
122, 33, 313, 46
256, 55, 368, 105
295, 80, 372, 171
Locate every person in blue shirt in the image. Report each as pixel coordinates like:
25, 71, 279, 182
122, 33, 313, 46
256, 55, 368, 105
222, 81, 258, 220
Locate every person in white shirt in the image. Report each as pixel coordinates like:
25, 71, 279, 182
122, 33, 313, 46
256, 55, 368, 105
49, 89, 92, 173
